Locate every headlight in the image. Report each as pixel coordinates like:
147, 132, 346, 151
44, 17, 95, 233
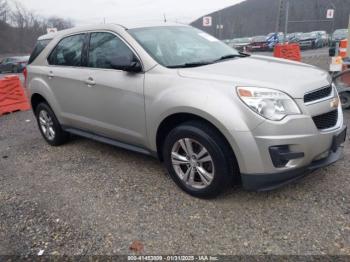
237, 87, 301, 121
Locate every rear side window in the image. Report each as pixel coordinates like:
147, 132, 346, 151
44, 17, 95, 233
88, 32, 135, 69
48, 34, 85, 67
28, 39, 51, 64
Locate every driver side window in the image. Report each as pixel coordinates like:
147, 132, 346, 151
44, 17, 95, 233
88, 32, 135, 70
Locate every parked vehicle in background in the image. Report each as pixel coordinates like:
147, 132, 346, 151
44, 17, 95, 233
286, 32, 303, 43
247, 35, 268, 51
0, 56, 29, 74
329, 29, 349, 57
229, 37, 252, 52
266, 32, 284, 49
299, 32, 323, 49
311, 31, 328, 47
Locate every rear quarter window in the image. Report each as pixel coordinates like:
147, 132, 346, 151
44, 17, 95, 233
28, 39, 51, 64
48, 34, 85, 67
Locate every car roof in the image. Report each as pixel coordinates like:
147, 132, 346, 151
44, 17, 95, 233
38, 22, 186, 41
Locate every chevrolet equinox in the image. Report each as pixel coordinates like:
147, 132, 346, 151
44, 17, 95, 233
26, 24, 347, 198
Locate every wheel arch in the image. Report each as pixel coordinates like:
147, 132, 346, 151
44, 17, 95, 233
155, 112, 241, 174
31, 93, 49, 112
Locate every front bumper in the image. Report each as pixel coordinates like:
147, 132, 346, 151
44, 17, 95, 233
241, 125, 347, 191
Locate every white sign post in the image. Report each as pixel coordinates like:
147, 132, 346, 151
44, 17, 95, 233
203, 16, 212, 27
47, 28, 58, 34
326, 9, 335, 19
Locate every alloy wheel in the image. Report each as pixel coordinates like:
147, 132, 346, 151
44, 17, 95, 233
39, 110, 55, 141
171, 138, 215, 189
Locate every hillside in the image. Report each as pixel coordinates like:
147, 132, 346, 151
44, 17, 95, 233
0, 0, 74, 54
191, 0, 350, 39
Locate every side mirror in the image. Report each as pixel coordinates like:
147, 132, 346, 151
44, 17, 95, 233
110, 56, 142, 73
126, 61, 142, 73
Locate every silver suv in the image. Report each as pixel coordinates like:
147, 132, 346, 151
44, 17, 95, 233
26, 24, 347, 198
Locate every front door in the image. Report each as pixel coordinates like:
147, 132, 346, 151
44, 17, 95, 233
81, 32, 146, 146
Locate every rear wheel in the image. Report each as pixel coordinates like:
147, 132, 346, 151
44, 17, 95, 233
35, 103, 70, 146
340, 92, 350, 109
163, 121, 237, 198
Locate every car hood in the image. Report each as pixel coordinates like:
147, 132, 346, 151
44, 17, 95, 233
177, 55, 331, 99
333, 37, 346, 41
233, 43, 250, 46
300, 38, 317, 41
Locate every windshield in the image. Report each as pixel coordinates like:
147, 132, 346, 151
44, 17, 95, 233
252, 36, 266, 42
233, 38, 251, 43
129, 26, 239, 68
301, 33, 317, 39
333, 29, 348, 39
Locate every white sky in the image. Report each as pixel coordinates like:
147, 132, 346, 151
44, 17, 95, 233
19, 0, 245, 25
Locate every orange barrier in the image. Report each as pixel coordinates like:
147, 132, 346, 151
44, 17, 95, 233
0, 76, 30, 116
339, 39, 348, 59
274, 43, 301, 62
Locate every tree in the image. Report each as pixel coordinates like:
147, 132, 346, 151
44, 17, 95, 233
0, 0, 8, 22
46, 16, 74, 30
0, 0, 74, 54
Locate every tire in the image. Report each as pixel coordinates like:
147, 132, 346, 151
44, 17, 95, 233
35, 103, 70, 146
162, 121, 237, 198
12, 66, 18, 73
340, 92, 350, 109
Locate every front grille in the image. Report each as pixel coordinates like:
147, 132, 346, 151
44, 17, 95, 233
304, 86, 332, 103
312, 110, 338, 130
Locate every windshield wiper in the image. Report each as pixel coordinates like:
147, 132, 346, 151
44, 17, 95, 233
167, 53, 251, 68
213, 53, 250, 63
167, 61, 213, 68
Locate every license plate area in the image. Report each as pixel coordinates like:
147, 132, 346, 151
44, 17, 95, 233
332, 127, 347, 152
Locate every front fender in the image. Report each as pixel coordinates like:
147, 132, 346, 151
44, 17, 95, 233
144, 73, 265, 171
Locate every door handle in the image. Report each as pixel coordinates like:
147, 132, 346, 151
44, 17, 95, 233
85, 77, 96, 87
48, 71, 54, 79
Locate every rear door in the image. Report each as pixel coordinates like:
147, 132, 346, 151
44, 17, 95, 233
46, 33, 94, 130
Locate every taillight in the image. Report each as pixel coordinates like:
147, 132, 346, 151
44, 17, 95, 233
23, 67, 27, 82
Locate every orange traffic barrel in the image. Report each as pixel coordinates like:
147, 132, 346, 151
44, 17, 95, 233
274, 43, 301, 62
339, 39, 348, 58
0, 76, 30, 116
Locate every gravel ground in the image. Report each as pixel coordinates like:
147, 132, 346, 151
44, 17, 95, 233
0, 54, 350, 256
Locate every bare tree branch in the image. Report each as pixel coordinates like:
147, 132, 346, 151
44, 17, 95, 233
0, 0, 74, 54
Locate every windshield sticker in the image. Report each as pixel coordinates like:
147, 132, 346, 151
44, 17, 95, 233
198, 33, 218, 42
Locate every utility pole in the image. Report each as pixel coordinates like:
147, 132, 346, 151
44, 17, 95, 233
275, 0, 284, 33
329, 1, 336, 34
284, 0, 290, 42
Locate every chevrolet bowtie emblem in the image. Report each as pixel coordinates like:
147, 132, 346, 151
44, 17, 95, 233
331, 98, 340, 109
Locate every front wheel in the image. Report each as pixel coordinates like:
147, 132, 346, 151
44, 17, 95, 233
340, 92, 350, 109
163, 121, 237, 198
